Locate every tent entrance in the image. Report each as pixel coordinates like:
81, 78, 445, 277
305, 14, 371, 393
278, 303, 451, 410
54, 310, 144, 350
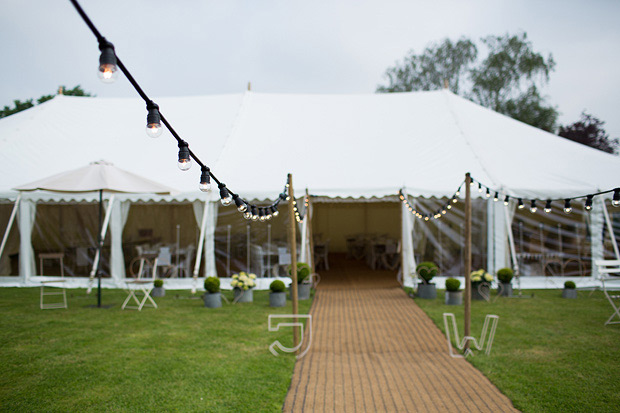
312, 201, 401, 273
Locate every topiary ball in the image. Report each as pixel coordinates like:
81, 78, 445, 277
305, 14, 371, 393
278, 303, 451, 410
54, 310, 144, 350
445, 278, 461, 292
153, 279, 163, 288
204, 276, 220, 293
289, 262, 311, 284
416, 262, 438, 283
564, 280, 576, 289
497, 268, 514, 283
270, 279, 286, 293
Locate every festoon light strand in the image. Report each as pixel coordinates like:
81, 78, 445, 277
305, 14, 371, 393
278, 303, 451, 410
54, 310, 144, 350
69, 0, 286, 223
399, 182, 464, 221
470, 176, 620, 214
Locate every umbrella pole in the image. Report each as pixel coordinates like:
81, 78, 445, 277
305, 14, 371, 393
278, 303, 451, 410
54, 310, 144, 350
97, 189, 102, 307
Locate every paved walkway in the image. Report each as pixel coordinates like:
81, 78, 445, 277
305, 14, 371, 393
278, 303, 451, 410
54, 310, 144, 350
283, 257, 518, 412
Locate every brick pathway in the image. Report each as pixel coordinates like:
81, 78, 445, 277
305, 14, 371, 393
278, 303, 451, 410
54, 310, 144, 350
283, 257, 518, 412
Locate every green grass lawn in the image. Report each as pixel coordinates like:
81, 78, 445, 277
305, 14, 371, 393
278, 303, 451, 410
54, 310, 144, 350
413, 288, 620, 413
0, 287, 312, 412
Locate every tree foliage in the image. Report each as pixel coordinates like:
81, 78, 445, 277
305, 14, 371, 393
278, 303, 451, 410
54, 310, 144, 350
377, 32, 558, 132
0, 85, 92, 119
377, 37, 477, 95
558, 112, 618, 154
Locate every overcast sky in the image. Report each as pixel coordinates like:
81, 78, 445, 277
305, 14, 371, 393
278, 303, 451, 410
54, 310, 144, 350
2, 0, 619, 138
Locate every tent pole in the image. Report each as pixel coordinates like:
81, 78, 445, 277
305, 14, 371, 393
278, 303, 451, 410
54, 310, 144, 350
288, 174, 299, 350
306, 189, 315, 277
97, 190, 103, 307
88, 194, 115, 294
193, 200, 208, 283
0, 194, 21, 264
601, 200, 620, 260
464, 173, 472, 350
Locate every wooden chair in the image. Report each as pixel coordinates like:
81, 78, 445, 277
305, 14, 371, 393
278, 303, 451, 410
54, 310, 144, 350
39, 252, 68, 310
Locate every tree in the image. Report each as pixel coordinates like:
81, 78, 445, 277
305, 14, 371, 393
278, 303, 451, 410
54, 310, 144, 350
377, 32, 559, 132
558, 112, 618, 155
377, 37, 477, 95
0, 85, 92, 119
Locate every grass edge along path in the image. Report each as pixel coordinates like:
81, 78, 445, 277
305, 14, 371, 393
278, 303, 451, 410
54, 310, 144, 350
413, 288, 620, 413
0, 287, 312, 412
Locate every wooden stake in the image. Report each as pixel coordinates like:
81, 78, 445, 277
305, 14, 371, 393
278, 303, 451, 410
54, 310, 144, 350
306, 189, 315, 276
287, 173, 299, 349
464, 173, 472, 349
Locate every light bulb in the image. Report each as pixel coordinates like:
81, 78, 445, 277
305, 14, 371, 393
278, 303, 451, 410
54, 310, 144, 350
177, 141, 191, 171
544, 200, 552, 213
518, 199, 524, 209
243, 209, 252, 220
504, 196, 510, 206
98, 64, 118, 83
447, 205, 452, 210
178, 159, 191, 171
97, 40, 117, 83
218, 183, 232, 205
478, 183, 483, 193
564, 199, 572, 214
199, 182, 211, 192
221, 195, 232, 206
486, 189, 491, 198
585, 195, 593, 211
199, 166, 211, 192
272, 206, 279, 217
493, 192, 499, 202
146, 124, 162, 138
613, 189, 620, 207
530, 200, 537, 213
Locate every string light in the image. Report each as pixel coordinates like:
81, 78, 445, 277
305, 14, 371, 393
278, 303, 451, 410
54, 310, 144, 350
69, 0, 287, 225
177, 140, 191, 171
218, 183, 232, 206
473, 176, 620, 214
251, 205, 259, 221
145, 101, 162, 138
97, 38, 117, 83
493, 192, 499, 202
233, 194, 247, 212
485, 188, 491, 198
199, 166, 211, 192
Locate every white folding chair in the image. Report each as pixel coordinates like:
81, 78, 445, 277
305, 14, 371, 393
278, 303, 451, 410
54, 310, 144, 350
595, 260, 620, 325
39, 252, 68, 310
122, 255, 158, 311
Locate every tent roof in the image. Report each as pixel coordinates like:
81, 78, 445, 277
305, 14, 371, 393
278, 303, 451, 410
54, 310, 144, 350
0, 90, 618, 201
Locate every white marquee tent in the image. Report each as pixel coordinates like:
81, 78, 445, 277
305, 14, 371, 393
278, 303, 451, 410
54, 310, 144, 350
1, 90, 619, 289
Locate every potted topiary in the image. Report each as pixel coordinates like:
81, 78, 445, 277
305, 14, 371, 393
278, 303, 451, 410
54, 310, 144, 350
497, 268, 514, 297
470, 269, 493, 301
269, 280, 287, 307
231, 272, 256, 303
445, 278, 462, 305
203, 276, 221, 308
562, 280, 577, 299
289, 262, 312, 300
152, 278, 165, 297
416, 262, 438, 299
